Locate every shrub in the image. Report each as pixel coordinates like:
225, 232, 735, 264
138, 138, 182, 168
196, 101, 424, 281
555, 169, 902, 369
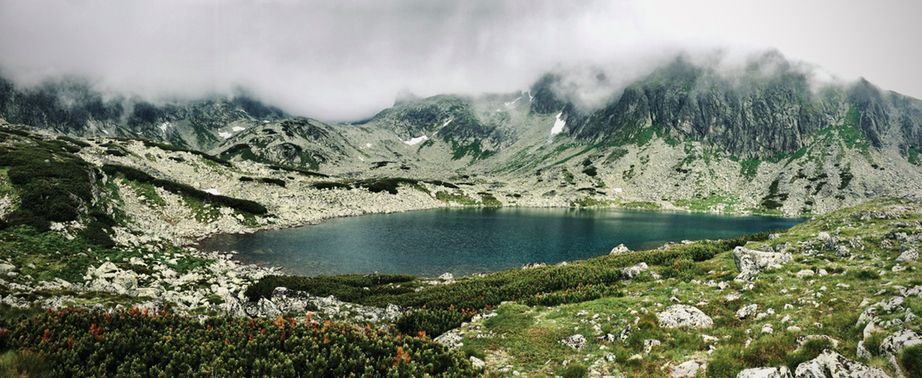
901, 344, 922, 378
0, 308, 475, 377
396, 308, 467, 337
258, 177, 286, 187
310, 181, 352, 190
102, 164, 268, 215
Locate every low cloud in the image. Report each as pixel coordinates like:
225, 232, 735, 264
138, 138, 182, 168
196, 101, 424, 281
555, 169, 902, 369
1, 0, 920, 121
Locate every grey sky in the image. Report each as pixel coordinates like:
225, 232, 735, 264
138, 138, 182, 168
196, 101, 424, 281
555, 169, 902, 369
0, 0, 920, 121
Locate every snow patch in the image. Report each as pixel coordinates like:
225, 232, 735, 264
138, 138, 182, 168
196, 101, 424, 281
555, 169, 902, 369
203, 188, 220, 195
550, 112, 566, 135
504, 96, 522, 108
365, 143, 372, 148
159, 122, 171, 132
442, 118, 453, 127
404, 135, 429, 146
231, 126, 246, 132
218, 132, 233, 139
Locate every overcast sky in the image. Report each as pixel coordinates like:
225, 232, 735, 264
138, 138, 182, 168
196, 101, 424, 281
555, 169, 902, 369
0, 0, 920, 121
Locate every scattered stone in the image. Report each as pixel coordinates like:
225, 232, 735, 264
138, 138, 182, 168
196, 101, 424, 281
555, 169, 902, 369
657, 305, 713, 329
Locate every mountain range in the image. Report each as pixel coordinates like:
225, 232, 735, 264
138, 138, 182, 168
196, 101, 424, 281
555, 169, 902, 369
2, 52, 921, 215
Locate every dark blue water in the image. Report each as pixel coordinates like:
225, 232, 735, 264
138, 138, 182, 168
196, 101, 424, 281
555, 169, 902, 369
198, 208, 802, 277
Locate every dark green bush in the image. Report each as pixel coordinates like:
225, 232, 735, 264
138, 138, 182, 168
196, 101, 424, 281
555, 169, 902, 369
310, 182, 352, 190
258, 178, 286, 187
102, 164, 268, 215
245, 274, 417, 303
901, 344, 922, 378
140, 140, 233, 167
356, 178, 422, 194
396, 309, 467, 337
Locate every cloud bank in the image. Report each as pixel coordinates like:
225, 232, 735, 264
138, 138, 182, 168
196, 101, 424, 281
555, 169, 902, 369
1, 0, 920, 121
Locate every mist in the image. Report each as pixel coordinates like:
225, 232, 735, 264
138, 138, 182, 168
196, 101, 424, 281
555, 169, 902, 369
1, 0, 920, 122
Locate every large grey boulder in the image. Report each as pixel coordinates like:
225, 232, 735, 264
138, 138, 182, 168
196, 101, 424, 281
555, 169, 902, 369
737, 367, 792, 378
657, 305, 713, 329
733, 246, 792, 280
793, 350, 890, 378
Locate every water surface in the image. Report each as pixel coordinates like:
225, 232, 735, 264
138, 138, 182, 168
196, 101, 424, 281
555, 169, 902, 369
198, 208, 802, 277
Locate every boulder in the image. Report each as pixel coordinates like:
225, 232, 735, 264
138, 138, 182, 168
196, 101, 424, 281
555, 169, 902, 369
671, 360, 701, 378
656, 305, 713, 329
793, 350, 890, 378
610, 244, 631, 255
896, 248, 918, 262
622, 262, 649, 279
737, 367, 792, 378
733, 246, 792, 280
469, 356, 485, 369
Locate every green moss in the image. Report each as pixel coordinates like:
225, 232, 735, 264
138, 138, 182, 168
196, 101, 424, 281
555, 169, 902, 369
620, 201, 661, 210
121, 178, 165, 207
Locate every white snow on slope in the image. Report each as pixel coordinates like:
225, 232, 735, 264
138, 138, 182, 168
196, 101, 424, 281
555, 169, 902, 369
203, 188, 220, 195
550, 112, 566, 135
159, 122, 171, 132
232, 126, 246, 132
218, 132, 233, 139
404, 135, 429, 146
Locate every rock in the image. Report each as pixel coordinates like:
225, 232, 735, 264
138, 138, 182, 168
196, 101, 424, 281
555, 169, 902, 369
610, 243, 631, 255
737, 304, 758, 319
643, 339, 661, 353
0, 263, 15, 274
896, 248, 918, 262
671, 360, 701, 378
621, 262, 649, 279
761, 324, 774, 334
880, 329, 921, 358
733, 246, 792, 280
435, 329, 463, 349
470, 356, 485, 369
438, 272, 454, 282
793, 350, 890, 377
737, 367, 792, 378
795, 269, 814, 279
657, 305, 713, 329
561, 334, 587, 350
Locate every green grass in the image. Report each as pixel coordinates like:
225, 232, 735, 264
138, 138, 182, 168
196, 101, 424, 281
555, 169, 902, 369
121, 178, 165, 207
435, 191, 479, 206
909, 145, 921, 165
619, 201, 661, 210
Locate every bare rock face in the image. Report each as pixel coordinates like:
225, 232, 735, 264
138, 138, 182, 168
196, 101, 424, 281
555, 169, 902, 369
671, 360, 702, 378
793, 350, 890, 378
656, 304, 713, 329
733, 246, 792, 280
737, 367, 792, 378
